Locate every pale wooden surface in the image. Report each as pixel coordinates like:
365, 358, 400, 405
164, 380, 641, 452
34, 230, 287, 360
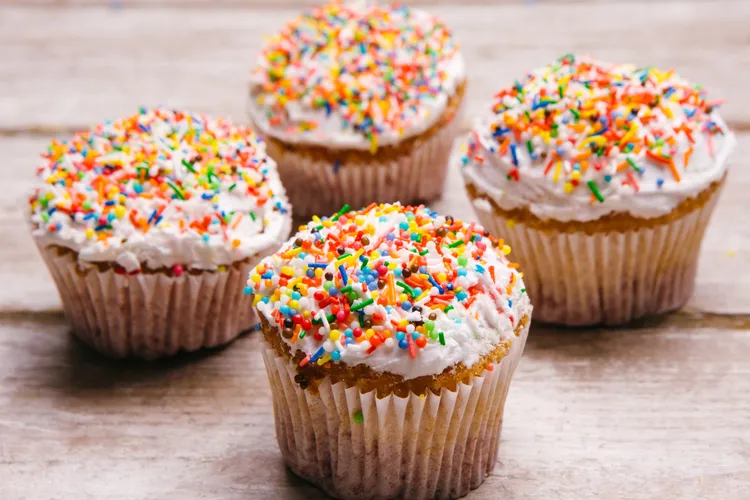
1, 2, 750, 499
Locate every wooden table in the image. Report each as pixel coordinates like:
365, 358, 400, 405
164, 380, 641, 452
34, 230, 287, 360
2, 2, 749, 499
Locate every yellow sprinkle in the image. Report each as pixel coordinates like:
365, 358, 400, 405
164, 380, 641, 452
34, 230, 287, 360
329, 330, 340, 341
250, 273, 261, 283
253, 295, 261, 306
502, 245, 512, 255
317, 354, 331, 366
563, 182, 574, 194
232, 239, 241, 248
281, 266, 295, 276
114, 205, 126, 219
571, 170, 581, 181
506, 219, 516, 228
288, 300, 299, 310
85, 228, 94, 239
552, 161, 562, 183
727, 249, 737, 257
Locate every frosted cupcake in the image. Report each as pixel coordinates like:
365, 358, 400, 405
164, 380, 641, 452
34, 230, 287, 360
28, 108, 292, 358
249, 203, 532, 499
461, 55, 735, 326
248, 1, 466, 218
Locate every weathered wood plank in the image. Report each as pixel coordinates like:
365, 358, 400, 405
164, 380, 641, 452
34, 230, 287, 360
1, 2, 750, 132
3, 133, 748, 314
1, 314, 748, 499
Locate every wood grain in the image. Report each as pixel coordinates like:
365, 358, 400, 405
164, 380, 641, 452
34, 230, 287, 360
4, 134, 749, 314
1, 2, 750, 132
1, 313, 749, 500
2, 2, 750, 499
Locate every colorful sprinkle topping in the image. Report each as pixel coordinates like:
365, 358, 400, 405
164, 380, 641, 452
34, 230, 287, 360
462, 54, 731, 202
29, 107, 290, 272
250, 1, 463, 151
249, 203, 530, 379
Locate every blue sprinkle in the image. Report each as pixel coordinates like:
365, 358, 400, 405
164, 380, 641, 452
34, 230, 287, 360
345, 328, 354, 337
510, 144, 519, 166
339, 265, 348, 286
457, 269, 467, 277
243, 286, 253, 295
399, 222, 409, 231
147, 210, 158, 224
604, 175, 612, 183
333, 160, 341, 174
475, 264, 485, 274
386, 233, 396, 241
308, 262, 329, 269
428, 276, 445, 294
395, 331, 405, 341
508, 300, 513, 307
657, 179, 665, 188
279, 305, 290, 315
292, 292, 301, 300
331, 350, 341, 361
306, 269, 315, 278
401, 301, 412, 311
398, 339, 409, 349
202, 234, 210, 242
310, 346, 326, 363
328, 287, 339, 296
252, 323, 261, 331
107, 213, 115, 223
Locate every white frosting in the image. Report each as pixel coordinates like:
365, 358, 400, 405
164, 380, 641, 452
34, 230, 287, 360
250, 203, 532, 380
28, 108, 292, 272
248, 2, 465, 150
461, 56, 736, 222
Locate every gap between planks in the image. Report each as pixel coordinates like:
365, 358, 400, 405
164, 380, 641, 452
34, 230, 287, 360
4, 120, 750, 139
1, 308, 748, 330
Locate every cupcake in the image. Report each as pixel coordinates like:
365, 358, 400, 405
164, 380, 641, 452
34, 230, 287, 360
248, 1, 466, 218
28, 108, 292, 358
461, 55, 735, 326
249, 203, 532, 499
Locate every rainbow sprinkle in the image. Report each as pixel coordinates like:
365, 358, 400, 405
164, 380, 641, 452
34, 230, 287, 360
249, 203, 527, 372
28, 107, 289, 272
462, 54, 730, 200
251, 1, 461, 150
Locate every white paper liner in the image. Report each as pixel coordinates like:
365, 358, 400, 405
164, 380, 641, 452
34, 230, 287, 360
470, 189, 722, 326
263, 107, 464, 218
36, 244, 259, 358
260, 321, 529, 500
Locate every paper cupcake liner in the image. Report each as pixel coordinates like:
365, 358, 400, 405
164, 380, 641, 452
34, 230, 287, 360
469, 188, 722, 326
260, 321, 529, 500
37, 244, 259, 359
263, 110, 464, 219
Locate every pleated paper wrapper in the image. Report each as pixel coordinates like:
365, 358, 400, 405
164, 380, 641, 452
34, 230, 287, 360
469, 187, 722, 326
263, 109, 464, 219
260, 321, 529, 500
37, 244, 258, 359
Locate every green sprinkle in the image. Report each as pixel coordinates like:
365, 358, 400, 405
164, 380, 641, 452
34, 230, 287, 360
396, 281, 414, 294
249, 212, 257, 221
419, 249, 429, 256
521, 288, 526, 293
228, 183, 237, 191
458, 256, 468, 266
587, 180, 605, 203
41, 212, 49, 223
570, 109, 580, 121
181, 159, 197, 174
340, 286, 353, 294
167, 181, 185, 200
353, 411, 364, 424
448, 240, 465, 248
444, 305, 454, 313
298, 331, 306, 339
526, 140, 534, 154
626, 158, 642, 173
332, 204, 351, 221
312, 313, 337, 325
337, 253, 353, 261
438, 332, 446, 346
351, 298, 374, 312
360, 257, 369, 269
